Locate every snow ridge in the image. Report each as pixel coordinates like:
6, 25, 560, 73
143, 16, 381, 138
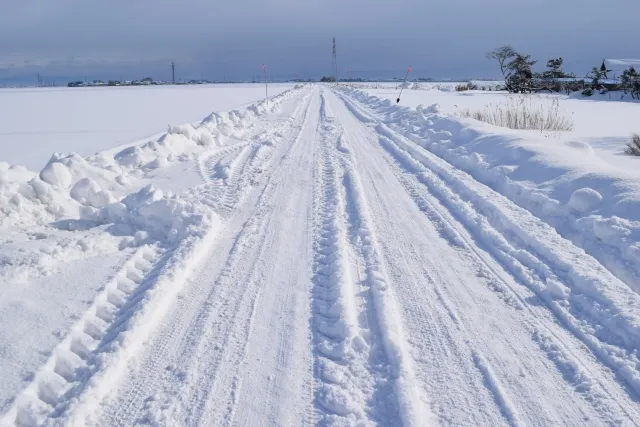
0, 85, 305, 234
1, 246, 162, 427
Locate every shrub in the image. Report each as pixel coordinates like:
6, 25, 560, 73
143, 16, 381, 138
626, 134, 640, 156
582, 88, 593, 96
457, 96, 573, 131
455, 82, 478, 92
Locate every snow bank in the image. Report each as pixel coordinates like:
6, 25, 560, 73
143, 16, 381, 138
338, 86, 640, 296
78, 185, 211, 243
0, 85, 305, 235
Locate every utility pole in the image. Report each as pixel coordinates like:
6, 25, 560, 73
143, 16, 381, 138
332, 37, 338, 84
171, 61, 176, 84
348, 68, 352, 81
262, 64, 268, 102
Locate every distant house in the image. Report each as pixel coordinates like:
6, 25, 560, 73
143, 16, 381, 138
593, 59, 640, 90
604, 59, 640, 79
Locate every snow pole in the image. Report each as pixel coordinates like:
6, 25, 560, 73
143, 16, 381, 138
262, 64, 268, 102
396, 65, 412, 103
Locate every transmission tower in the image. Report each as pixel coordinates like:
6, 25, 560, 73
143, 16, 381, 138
332, 37, 338, 83
171, 61, 176, 84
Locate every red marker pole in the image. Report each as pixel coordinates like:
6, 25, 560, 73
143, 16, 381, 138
396, 65, 412, 103
262, 64, 268, 102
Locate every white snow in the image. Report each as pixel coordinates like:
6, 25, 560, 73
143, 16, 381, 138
70, 178, 114, 208
0, 84, 295, 170
568, 188, 602, 213
350, 84, 640, 296
2, 83, 640, 427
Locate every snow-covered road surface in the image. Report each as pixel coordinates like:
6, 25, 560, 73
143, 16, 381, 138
2, 85, 640, 426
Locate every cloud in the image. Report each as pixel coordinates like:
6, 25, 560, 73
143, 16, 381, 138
1, 0, 639, 82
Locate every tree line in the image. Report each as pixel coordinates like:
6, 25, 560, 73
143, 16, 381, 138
487, 45, 640, 98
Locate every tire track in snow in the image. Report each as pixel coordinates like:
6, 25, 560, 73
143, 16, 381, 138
376, 126, 640, 407
197, 126, 286, 216
166, 93, 316, 427
0, 245, 164, 427
471, 351, 523, 427
311, 91, 429, 425
96, 87, 315, 427
377, 132, 639, 425
312, 104, 371, 422
335, 88, 640, 425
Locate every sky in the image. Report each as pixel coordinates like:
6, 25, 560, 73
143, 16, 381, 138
1, 0, 639, 84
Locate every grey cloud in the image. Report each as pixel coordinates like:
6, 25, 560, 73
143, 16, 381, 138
1, 0, 638, 83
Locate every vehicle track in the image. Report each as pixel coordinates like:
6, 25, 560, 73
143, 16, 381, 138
333, 87, 640, 425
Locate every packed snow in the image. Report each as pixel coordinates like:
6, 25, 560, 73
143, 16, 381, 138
1, 82, 640, 427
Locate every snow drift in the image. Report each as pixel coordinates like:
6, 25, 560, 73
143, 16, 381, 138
338, 86, 640, 296
0, 85, 305, 238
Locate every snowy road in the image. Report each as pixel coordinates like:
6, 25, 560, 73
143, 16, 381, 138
3, 85, 640, 426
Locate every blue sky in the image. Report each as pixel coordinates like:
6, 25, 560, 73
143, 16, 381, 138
1, 0, 638, 84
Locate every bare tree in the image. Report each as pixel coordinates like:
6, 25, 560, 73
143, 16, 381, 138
487, 45, 517, 77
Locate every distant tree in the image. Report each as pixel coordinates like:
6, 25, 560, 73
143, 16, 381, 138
505, 54, 537, 93
620, 66, 640, 99
588, 66, 606, 89
542, 58, 567, 80
320, 76, 337, 82
486, 45, 517, 77
141, 77, 153, 82
537, 57, 577, 92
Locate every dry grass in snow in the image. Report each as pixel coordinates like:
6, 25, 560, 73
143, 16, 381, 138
458, 96, 573, 131
626, 133, 640, 156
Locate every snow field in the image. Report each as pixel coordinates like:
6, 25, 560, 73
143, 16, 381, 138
3, 82, 640, 427
0, 84, 296, 171
0, 85, 303, 235
0, 85, 307, 426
